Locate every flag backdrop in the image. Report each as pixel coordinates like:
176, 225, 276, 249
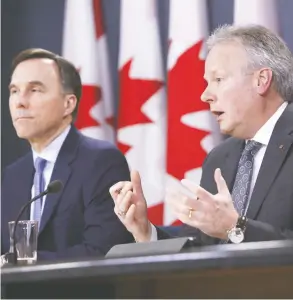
117, 0, 167, 225
234, 0, 278, 33
62, 0, 115, 143
60, 0, 280, 225
165, 0, 221, 225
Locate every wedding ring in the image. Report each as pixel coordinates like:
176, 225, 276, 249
188, 208, 194, 219
118, 210, 126, 217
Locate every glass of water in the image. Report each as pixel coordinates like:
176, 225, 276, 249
8, 220, 38, 265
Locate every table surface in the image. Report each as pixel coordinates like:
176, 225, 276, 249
2, 239, 293, 284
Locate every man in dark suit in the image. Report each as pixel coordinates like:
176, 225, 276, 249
109, 24, 293, 244
1, 48, 133, 261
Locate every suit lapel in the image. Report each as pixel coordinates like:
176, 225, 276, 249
221, 139, 245, 192
247, 104, 293, 219
39, 127, 81, 234
12, 153, 34, 220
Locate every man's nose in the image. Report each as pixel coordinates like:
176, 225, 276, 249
14, 93, 30, 108
201, 88, 216, 103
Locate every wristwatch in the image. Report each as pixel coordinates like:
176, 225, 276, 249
227, 216, 248, 244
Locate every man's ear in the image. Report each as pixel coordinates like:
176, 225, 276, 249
63, 94, 77, 117
255, 68, 273, 96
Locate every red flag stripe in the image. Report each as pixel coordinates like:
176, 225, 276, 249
93, 0, 104, 39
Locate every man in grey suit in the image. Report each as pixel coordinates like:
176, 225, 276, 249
109, 24, 293, 245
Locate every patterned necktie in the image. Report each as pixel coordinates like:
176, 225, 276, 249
32, 157, 47, 225
231, 140, 263, 216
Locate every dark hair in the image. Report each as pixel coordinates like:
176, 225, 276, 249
11, 48, 82, 121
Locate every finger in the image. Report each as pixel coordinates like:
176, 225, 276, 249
165, 188, 188, 215
114, 205, 120, 217
181, 179, 214, 202
180, 179, 199, 196
116, 182, 133, 205
166, 188, 204, 215
171, 199, 207, 220
114, 191, 133, 221
195, 186, 214, 203
123, 204, 136, 227
214, 168, 230, 195
131, 170, 144, 197
180, 179, 213, 203
109, 182, 128, 200
181, 179, 215, 206
176, 211, 202, 229
118, 190, 133, 214
114, 205, 124, 221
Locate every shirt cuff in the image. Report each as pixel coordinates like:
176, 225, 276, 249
150, 223, 158, 241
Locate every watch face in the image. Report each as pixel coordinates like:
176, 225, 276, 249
228, 227, 244, 244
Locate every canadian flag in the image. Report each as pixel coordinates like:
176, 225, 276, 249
166, 0, 221, 225
62, 0, 115, 143
117, 0, 166, 225
234, 0, 279, 33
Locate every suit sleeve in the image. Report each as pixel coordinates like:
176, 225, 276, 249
38, 147, 134, 261
244, 219, 293, 242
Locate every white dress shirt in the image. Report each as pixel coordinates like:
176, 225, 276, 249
246, 102, 288, 202
30, 125, 71, 221
149, 101, 288, 241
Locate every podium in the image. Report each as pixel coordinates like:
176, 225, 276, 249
2, 240, 293, 298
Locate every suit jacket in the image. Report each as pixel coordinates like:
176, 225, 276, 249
1, 126, 133, 260
158, 102, 293, 244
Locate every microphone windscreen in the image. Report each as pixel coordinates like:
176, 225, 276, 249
47, 180, 63, 194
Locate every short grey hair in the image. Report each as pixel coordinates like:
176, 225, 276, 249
207, 24, 293, 103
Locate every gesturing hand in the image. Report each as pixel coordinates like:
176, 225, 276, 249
109, 170, 152, 242
166, 168, 239, 239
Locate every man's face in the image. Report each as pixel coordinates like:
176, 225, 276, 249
9, 58, 71, 143
201, 42, 260, 139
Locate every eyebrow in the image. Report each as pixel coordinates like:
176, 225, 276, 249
8, 80, 46, 90
203, 71, 215, 81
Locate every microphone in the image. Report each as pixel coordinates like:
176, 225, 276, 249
6, 180, 63, 265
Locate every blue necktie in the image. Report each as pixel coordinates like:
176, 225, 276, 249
231, 140, 263, 216
32, 157, 47, 226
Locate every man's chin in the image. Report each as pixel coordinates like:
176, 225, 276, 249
219, 124, 235, 137
14, 129, 33, 140
219, 124, 230, 135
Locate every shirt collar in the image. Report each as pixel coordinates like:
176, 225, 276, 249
250, 102, 288, 146
32, 125, 71, 164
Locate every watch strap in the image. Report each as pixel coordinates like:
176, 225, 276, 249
236, 215, 248, 231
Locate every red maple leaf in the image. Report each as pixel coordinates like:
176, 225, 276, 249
117, 141, 131, 154
167, 40, 210, 180
118, 59, 163, 153
75, 85, 101, 129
